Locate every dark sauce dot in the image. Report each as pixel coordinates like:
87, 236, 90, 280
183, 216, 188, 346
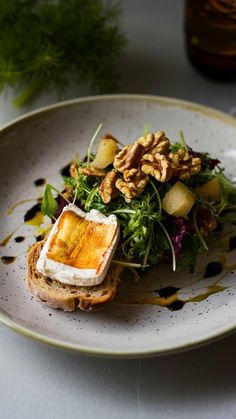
1, 256, 16, 264
154, 286, 180, 298
36, 235, 44, 242
34, 178, 45, 187
60, 163, 71, 177
229, 236, 236, 251
167, 300, 185, 311
14, 236, 25, 243
24, 203, 41, 222
203, 261, 223, 278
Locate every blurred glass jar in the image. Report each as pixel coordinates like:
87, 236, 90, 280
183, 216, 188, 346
185, 0, 236, 80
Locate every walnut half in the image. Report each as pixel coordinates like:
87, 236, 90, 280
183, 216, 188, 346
169, 149, 201, 180
99, 169, 120, 204
135, 131, 170, 155
115, 168, 148, 202
113, 143, 145, 173
69, 162, 79, 179
141, 152, 172, 182
79, 166, 106, 177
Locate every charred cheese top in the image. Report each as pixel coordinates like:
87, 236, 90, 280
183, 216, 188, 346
47, 210, 117, 271
36, 204, 119, 286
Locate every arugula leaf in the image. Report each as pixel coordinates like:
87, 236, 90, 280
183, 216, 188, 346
41, 184, 58, 218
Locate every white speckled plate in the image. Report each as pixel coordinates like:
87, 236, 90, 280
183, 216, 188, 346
1, 94, 236, 358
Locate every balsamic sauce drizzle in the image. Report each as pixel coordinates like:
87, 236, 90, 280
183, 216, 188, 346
23, 203, 41, 222
14, 236, 25, 243
203, 261, 223, 278
167, 300, 186, 311
1, 256, 16, 264
154, 287, 184, 311
154, 286, 180, 298
36, 234, 44, 242
60, 163, 71, 177
34, 178, 45, 187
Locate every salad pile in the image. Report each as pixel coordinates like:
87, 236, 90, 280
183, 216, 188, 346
41, 127, 236, 273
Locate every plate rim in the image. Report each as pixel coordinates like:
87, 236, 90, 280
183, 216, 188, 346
0, 309, 235, 358
1, 93, 236, 135
1, 93, 236, 358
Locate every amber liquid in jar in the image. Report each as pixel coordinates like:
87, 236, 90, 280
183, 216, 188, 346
185, 0, 236, 80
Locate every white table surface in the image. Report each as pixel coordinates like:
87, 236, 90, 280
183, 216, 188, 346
1, 1, 236, 418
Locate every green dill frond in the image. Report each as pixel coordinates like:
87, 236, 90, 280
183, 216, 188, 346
0, 0, 126, 106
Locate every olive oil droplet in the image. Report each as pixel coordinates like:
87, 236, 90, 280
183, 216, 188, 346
24, 203, 44, 227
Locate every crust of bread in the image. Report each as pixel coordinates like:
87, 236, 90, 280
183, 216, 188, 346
27, 240, 122, 312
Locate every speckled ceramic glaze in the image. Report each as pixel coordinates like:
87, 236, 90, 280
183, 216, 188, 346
1, 94, 236, 358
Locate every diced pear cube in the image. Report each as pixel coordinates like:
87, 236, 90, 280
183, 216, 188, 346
197, 178, 221, 202
92, 137, 119, 169
162, 181, 196, 217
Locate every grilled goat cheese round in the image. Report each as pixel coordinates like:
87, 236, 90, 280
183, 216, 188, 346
36, 204, 119, 286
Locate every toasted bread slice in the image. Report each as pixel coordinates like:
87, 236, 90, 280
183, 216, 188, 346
27, 240, 122, 312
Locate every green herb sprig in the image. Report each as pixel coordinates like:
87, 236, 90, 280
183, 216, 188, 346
41, 183, 69, 219
0, 0, 126, 107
